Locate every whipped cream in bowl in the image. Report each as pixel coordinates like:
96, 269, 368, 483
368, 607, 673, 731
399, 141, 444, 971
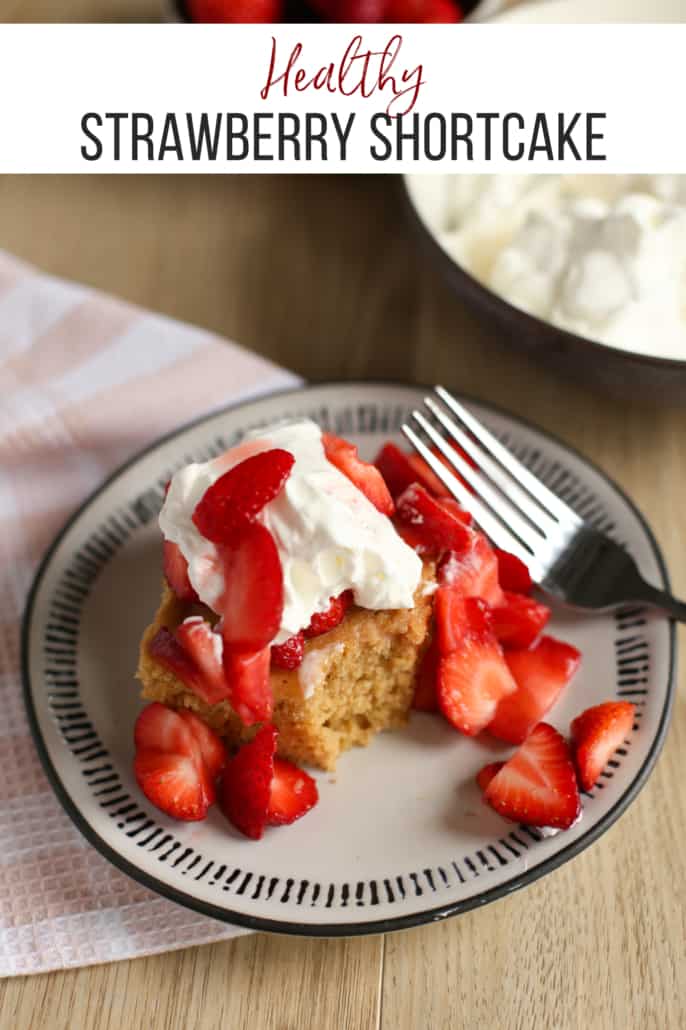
159, 418, 422, 646
404, 173, 686, 402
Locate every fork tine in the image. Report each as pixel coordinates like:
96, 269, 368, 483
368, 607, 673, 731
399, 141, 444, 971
401, 423, 541, 575
411, 411, 546, 555
434, 386, 582, 527
424, 396, 558, 536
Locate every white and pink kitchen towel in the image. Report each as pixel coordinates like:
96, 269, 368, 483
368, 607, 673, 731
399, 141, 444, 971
0, 250, 299, 976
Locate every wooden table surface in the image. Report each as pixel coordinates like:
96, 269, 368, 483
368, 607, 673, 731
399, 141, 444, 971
1, 9, 685, 1029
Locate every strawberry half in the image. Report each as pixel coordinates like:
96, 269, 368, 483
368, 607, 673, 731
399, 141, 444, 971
384, 0, 463, 23
436, 597, 517, 736
495, 549, 533, 594
491, 592, 551, 650
163, 540, 198, 602
218, 522, 283, 651
476, 761, 504, 793
192, 448, 294, 545
304, 590, 353, 639
375, 442, 424, 499
224, 646, 272, 725
322, 433, 394, 516
438, 530, 504, 607
134, 750, 213, 822
488, 636, 581, 746
412, 639, 440, 711
396, 483, 472, 555
220, 724, 277, 840
133, 703, 220, 821
267, 758, 319, 826
271, 632, 305, 670
484, 723, 581, 830
571, 700, 635, 792
175, 618, 231, 705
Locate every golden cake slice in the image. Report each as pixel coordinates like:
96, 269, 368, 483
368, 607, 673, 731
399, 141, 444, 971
138, 562, 435, 771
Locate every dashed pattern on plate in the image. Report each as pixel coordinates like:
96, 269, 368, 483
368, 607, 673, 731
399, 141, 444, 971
40, 402, 643, 911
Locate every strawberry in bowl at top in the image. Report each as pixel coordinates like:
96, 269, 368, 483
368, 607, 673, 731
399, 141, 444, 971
182, 0, 466, 23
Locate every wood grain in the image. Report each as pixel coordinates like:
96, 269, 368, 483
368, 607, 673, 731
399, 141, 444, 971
0, 11, 685, 1024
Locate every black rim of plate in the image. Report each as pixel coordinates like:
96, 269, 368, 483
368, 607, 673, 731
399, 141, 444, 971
21, 380, 677, 938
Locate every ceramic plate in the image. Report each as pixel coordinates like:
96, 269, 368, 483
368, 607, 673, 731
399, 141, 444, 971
22, 382, 676, 936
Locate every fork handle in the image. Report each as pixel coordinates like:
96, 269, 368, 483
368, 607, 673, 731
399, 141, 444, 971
631, 580, 686, 622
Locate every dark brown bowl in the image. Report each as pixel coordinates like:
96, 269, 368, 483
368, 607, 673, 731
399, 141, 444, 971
401, 176, 686, 406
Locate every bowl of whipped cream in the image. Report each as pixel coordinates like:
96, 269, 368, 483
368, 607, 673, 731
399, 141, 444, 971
404, 173, 686, 402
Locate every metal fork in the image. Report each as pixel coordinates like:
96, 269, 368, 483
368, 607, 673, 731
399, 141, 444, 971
402, 386, 686, 620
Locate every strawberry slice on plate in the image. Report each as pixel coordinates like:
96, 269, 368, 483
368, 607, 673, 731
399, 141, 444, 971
271, 632, 305, 670
476, 761, 504, 793
192, 448, 294, 544
133, 702, 222, 821
163, 540, 198, 602
483, 722, 581, 830
571, 700, 635, 792
488, 636, 581, 746
218, 522, 284, 651
412, 639, 440, 711
304, 591, 353, 639
374, 442, 425, 500
396, 483, 472, 555
495, 549, 534, 594
436, 596, 517, 736
134, 750, 213, 822
491, 592, 551, 650
267, 758, 319, 826
220, 725, 278, 840
438, 530, 504, 607
322, 433, 394, 516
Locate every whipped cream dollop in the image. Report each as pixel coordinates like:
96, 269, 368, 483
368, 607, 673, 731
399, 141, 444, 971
408, 174, 686, 360
159, 419, 422, 645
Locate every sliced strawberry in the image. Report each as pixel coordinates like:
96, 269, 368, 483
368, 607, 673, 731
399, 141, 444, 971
174, 618, 231, 705
495, 549, 534, 594
224, 646, 272, 726
304, 591, 353, 639
438, 531, 504, 607
322, 433, 394, 516
484, 723, 581, 830
436, 597, 517, 736
134, 750, 214, 821
491, 592, 551, 650
218, 522, 283, 651
396, 483, 472, 555
412, 640, 440, 711
488, 636, 581, 746
267, 758, 319, 825
437, 496, 473, 526
220, 725, 278, 840
476, 761, 504, 793
407, 454, 451, 498
571, 701, 635, 792
149, 627, 224, 707
178, 710, 227, 780
375, 442, 423, 499
134, 701, 195, 758
271, 632, 305, 670
163, 540, 198, 602
192, 448, 294, 544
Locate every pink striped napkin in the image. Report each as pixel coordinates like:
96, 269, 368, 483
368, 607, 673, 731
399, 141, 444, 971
0, 251, 300, 976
